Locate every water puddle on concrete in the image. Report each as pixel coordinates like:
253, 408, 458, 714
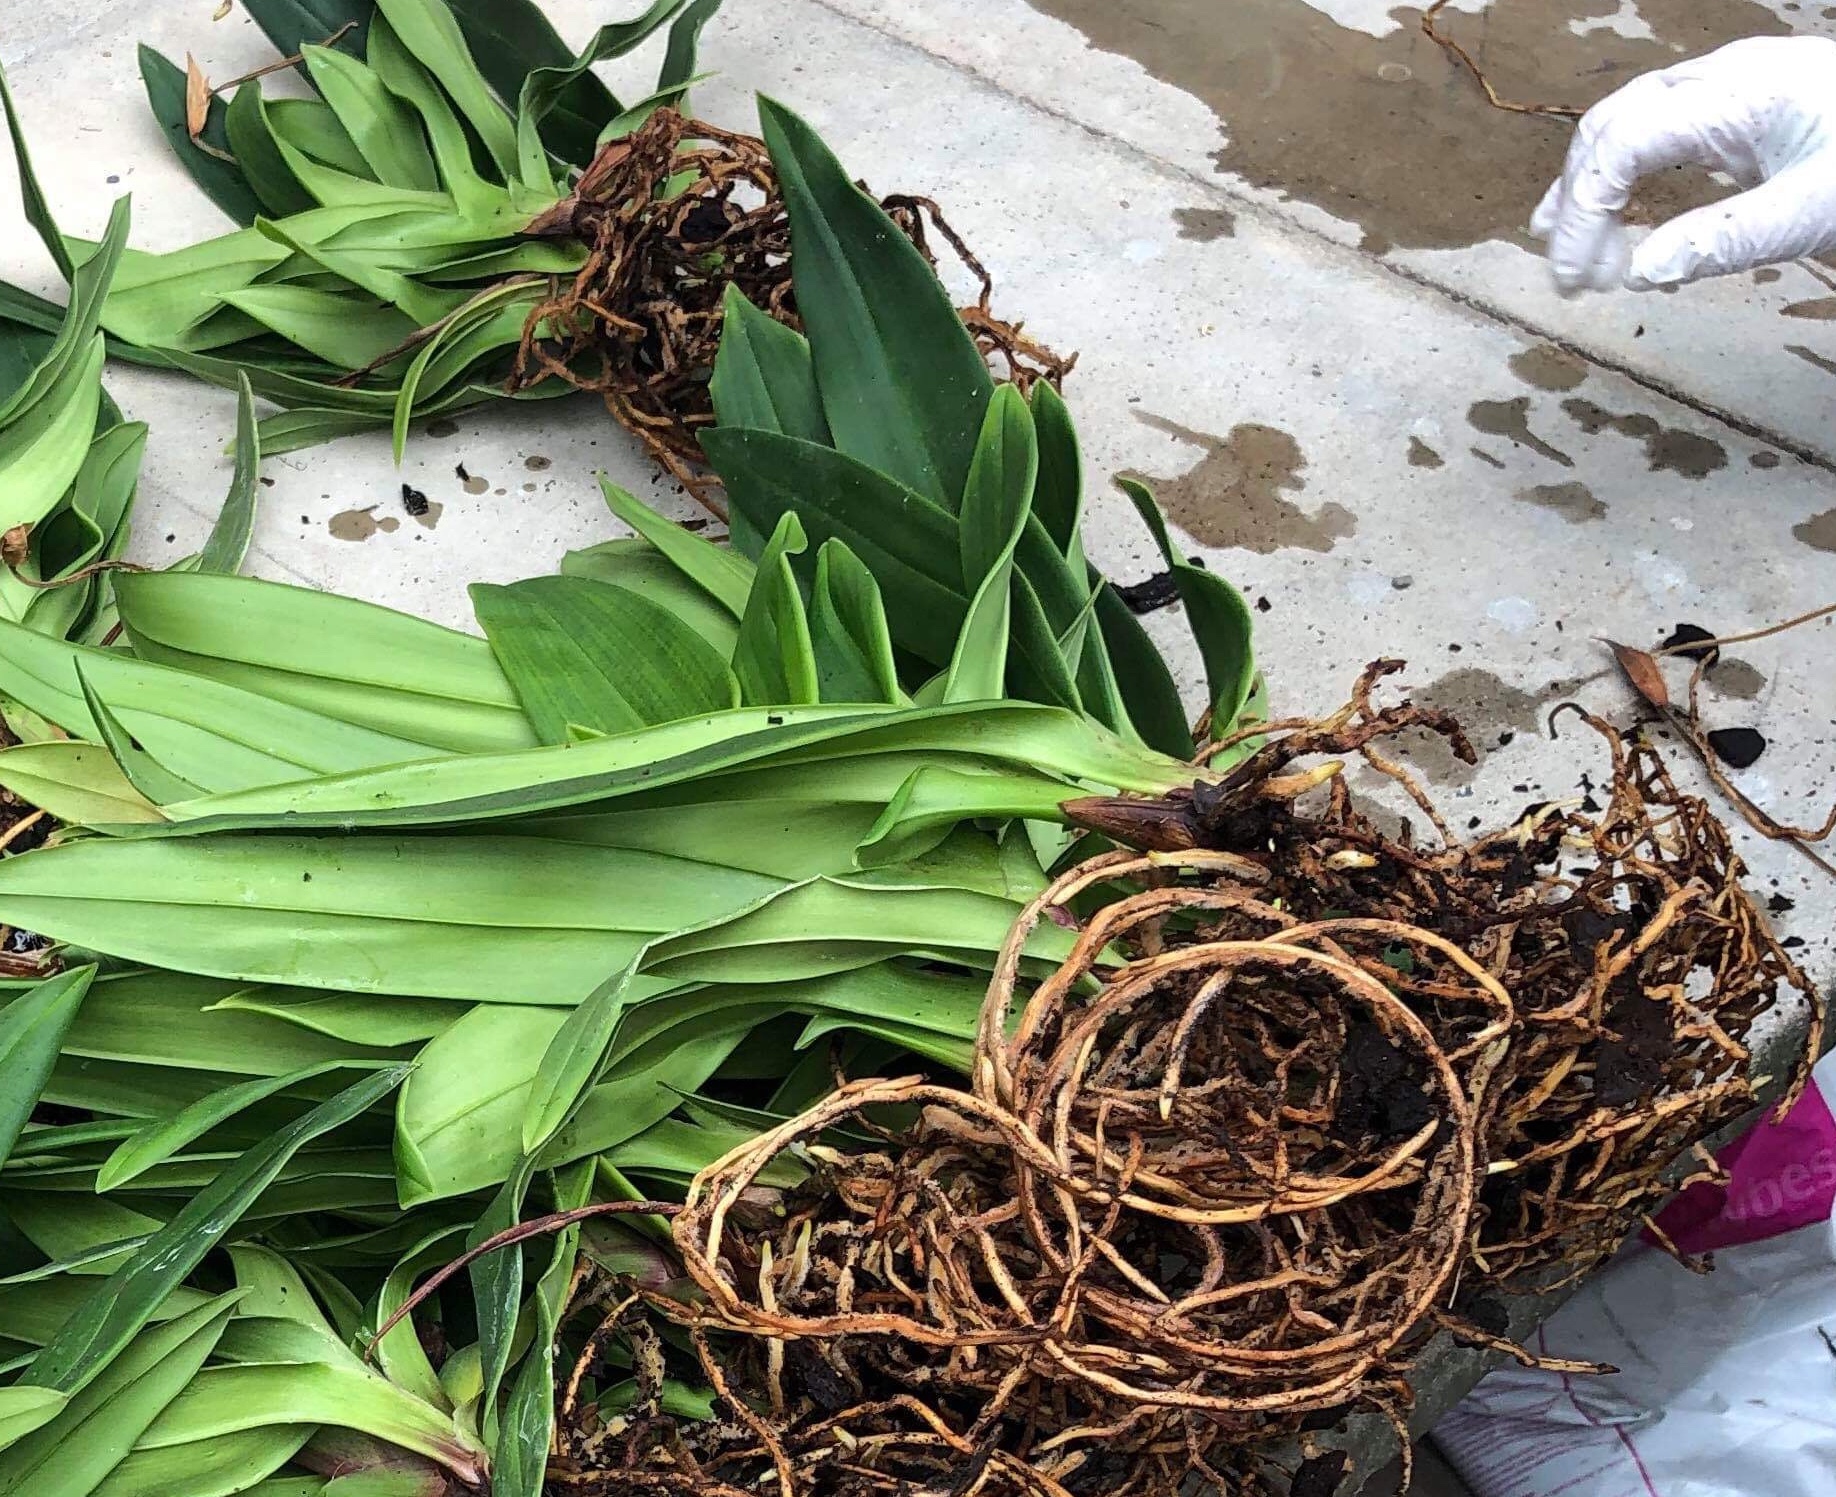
1517, 480, 1604, 522
1561, 397, 1727, 477
1467, 397, 1573, 467
1022, 0, 1785, 252
1127, 410, 1355, 552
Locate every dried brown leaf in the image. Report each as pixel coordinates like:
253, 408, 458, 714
184, 53, 210, 142
1604, 639, 1669, 711
2, 525, 31, 569
213, 0, 232, 19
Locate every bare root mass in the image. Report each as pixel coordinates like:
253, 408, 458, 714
553, 663, 1819, 1497
511, 109, 1071, 513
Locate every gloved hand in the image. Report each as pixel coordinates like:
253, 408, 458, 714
1531, 35, 1836, 293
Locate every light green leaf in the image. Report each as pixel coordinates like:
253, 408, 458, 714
302, 44, 439, 191
0, 967, 94, 1170
193, 374, 261, 575
521, 955, 643, 1153
595, 477, 753, 617
471, 575, 738, 745
0, 60, 74, 280
375, 0, 518, 181
23, 1069, 408, 1397
808, 539, 900, 705
731, 512, 819, 707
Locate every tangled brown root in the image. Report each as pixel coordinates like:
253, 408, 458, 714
555, 662, 1817, 1497
511, 109, 1071, 514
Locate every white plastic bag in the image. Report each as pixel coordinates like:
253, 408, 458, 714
1435, 1052, 1836, 1497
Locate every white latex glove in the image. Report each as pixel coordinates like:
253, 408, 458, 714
1531, 35, 1836, 293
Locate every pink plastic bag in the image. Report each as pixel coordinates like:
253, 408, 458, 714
1435, 1052, 1836, 1497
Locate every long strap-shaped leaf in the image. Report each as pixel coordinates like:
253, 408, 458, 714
22, 1066, 409, 1397
758, 96, 994, 509
0, 967, 95, 1170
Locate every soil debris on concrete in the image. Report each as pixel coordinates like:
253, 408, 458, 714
1468, 397, 1574, 467
1661, 622, 1720, 664
1407, 435, 1444, 468
1128, 410, 1354, 553
1561, 397, 1729, 478
1708, 726, 1767, 769
1517, 480, 1605, 523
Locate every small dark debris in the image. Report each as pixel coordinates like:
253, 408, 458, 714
1292, 1450, 1350, 1497
1116, 571, 1180, 615
1392, 574, 1414, 590
300, 515, 310, 525
259, 476, 275, 487
302, 872, 313, 883
164, 533, 175, 543
1783, 935, 1807, 950
766, 714, 785, 726
1707, 727, 1766, 769
1768, 893, 1796, 915
1512, 783, 1530, 794
1497, 730, 1515, 747
1467, 816, 1481, 829
400, 484, 431, 518
455, 462, 471, 482
1255, 595, 1272, 613
1661, 622, 1720, 665
1449, 643, 1463, 653
5, 928, 47, 954
681, 517, 709, 532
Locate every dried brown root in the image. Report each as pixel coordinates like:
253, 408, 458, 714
509, 109, 1072, 516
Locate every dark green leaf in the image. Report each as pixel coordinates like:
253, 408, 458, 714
194, 374, 260, 576
808, 540, 899, 704
514, 0, 684, 181
23, 1066, 409, 1396
758, 97, 993, 508
0, 967, 94, 1171
702, 427, 966, 666
241, 0, 371, 70
137, 46, 266, 227
660, 0, 725, 93
471, 574, 738, 744
1120, 478, 1256, 729
1007, 571, 1080, 711
708, 287, 830, 446
731, 513, 819, 706
446, 0, 616, 168
1092, 580, 1195, 760
522, 958, 643, 1153
1029, 380, 1084, 561
0, 59, 73, 280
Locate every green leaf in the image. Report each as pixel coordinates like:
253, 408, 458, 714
375, 0, 518, 181
560, 540, 740, 656
193, 374, 260, 576
702, 428, 966, 666
75, 662, 207, 807
138, 46, 266, 226
472, 574, 738, 744
445, 0, 616, 169
0, 1296, 241, 1493
512, 0, 685, 189
112, 571, 539, 755
943, 388, 1036, 702
23, 1068, 409, 1397
469, 1155, 536, 1445
1092, 580, 1195, 760
732, 513, 819, 707
0, 1389, 65, 1453
521, 956, 643, 1154
224, 81, 315, 218
1029, 380, 1085, 563
1119, 478, 1256, 730
97, 1061, 373, 1192
595, 478, 753, 617
758, 96, 993, 508
490, 1160, 590, 1497
240, 0, 371, 66
89, 1426, 311, 1497
0, 968, 94, 1170
708, 286, 831, 445
1006, 570, 1081, 712
302, 45, 439, 192
0, 60, 74, 280
0, 741, 161, 830
660, 0, 725, 92
808, 540, 900, 705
